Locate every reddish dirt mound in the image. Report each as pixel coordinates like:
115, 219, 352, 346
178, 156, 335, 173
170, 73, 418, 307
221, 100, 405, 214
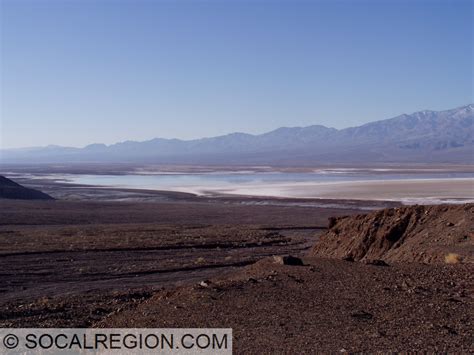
309, 204, 474, 264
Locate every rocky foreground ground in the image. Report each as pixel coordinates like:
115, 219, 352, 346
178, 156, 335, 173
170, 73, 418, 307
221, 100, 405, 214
0, 198, 352, 325
0, 199, 472, 353
94, 204, 473, 353
96, 257, 472, 353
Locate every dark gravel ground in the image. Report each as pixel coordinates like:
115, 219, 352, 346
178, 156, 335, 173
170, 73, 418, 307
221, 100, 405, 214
97, 257, 474, 353
0, 197, 471, 353
0, 198, 355, 328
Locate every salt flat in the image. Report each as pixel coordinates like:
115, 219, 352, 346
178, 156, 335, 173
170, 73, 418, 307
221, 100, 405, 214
7, 166, 474, 205
201, 178, 474, 204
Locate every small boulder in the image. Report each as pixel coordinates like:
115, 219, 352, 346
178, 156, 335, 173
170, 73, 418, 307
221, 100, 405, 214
351, 310, 373, 320
363, 259, 389, 267
328, 217, 339, 229
272, 255, 304, 266
198, 280, 211, 288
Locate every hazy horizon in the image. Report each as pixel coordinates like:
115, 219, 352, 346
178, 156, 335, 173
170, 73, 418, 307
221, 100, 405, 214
1, 0, 473, 149
0, 103, 469, 150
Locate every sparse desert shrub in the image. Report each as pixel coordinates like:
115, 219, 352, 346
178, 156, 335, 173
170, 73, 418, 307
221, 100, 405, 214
444, 253, 462, 264
195, 257, 206, 264
37, 296, 52, 307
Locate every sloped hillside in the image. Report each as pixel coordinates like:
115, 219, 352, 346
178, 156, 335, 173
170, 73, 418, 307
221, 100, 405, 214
309, 204, 473, 264
0, 176, 53, 200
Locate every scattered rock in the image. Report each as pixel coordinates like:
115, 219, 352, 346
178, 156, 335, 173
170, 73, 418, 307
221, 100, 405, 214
351, 310, 373, 320
401, 280, 411, 291
328, 217, 339, 229
441, 325, 458, 335
272, 255, 304, 266
444, 253, 462, 264
364, 259, 389, 267
446, 297, 462, 303
288, 275, 304, 283
198, 280, 211, 288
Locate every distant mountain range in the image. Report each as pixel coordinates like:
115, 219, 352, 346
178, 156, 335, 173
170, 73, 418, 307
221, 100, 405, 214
1, 104, 473, 165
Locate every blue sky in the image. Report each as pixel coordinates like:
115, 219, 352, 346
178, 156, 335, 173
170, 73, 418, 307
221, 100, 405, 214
1, 0, 472, 149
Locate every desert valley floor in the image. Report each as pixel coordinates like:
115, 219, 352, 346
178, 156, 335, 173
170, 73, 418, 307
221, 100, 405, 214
0, 170, 472, 353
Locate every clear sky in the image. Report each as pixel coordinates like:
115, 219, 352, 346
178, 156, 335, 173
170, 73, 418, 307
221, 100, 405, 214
1, 0, 472, 149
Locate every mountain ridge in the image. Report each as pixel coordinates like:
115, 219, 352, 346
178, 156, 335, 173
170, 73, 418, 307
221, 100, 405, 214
1, 104, 473, 165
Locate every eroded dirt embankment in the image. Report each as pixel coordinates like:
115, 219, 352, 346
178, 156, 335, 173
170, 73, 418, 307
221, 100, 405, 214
309, 203, 474, 264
